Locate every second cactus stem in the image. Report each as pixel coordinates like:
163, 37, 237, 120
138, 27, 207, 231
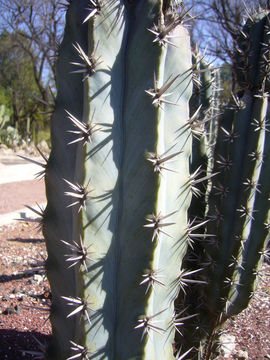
176, 9, 270, 359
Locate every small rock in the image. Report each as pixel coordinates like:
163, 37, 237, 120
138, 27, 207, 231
33, 274, 44, 283
219, 334, 236, 357
14, 304, 20, 315
17, 293, 25, 301
2, 307, 16, 315
0, 147, 12, 154
234, 350, 248, 360
0, 143, 8, 150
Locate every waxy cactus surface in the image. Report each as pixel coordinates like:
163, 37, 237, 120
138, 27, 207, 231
44, 1, 194, 359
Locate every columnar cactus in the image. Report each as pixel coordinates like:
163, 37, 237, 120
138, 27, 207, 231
188, 54, 221, 221
176, 9, 270, 358
43, 1, 194, 359
205, 7, 270, 319
34, 2, 270, 359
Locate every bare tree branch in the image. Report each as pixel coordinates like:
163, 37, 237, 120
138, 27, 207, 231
185, 0, 269, 64
0, 0, 65, 102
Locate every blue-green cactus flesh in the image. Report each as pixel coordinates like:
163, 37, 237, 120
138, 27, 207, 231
44, 1, 193, 359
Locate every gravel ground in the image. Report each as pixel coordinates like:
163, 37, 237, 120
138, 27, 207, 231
221, 263, 270, 359
0, 222, 51, 359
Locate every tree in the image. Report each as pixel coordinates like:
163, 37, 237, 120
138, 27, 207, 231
186, 0, 269, 62
184, 0, 270, 94
0, 30, 45, 140
0, 0, 65, 104
0, 0, 67, 143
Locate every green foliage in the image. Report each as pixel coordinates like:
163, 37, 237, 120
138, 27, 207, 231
0, 30, 48, 141
35, 128, 51, 146
0, 125, 20, 147
0, 104, 11, 129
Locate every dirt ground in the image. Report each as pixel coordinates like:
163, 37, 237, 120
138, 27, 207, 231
0, 180, 45, 215
0, 222, 51, 359
0, 221, 269, 359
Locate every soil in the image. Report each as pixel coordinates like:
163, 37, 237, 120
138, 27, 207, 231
0, 222, 51, 359
221, 263, 270, 360
0, 222, 269, 359
0, 180, 45, 215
